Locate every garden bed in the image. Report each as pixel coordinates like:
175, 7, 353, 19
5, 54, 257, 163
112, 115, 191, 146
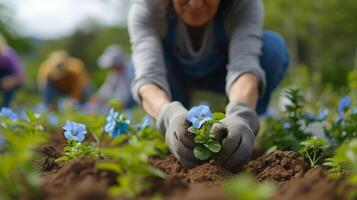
36, 132, 356, 200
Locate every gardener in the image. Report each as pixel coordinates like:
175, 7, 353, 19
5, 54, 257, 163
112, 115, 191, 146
128, 0, 290, 172
0, 33, 24, 107
38, 50, 92, 110
90, 45, 135, 111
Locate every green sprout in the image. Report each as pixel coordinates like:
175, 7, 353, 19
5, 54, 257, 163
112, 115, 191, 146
298, 137, 331, 167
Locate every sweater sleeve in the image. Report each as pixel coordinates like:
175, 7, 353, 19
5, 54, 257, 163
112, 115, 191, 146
225, 0, 266, 97
128, 0, 171, 104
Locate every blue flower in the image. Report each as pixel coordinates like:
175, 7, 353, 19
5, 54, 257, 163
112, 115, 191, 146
136, 115, 153, 130
318, 108, 329, 120
104, 109, 130, 138
63, 121, 87, 142
0, 107, 17, 120
304, 112, 315, 121
284, 122, 291, 129
339, 96, 351, 115
336, 96, 352, 124
187, 105, 213, 129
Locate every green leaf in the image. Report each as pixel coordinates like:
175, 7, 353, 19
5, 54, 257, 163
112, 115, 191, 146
204, 140, 221, 153
25, 110, 37, 122
188, 126, 199, 134
110, 135, 127, 146
96, 162, 122, 173
194, 135, 206, 144
213, 112, 225, 120
55, 156, 68, 163
194, 145, 212, 160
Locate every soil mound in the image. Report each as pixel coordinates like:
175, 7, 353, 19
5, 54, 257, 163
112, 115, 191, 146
245, 150, 310, 182
271, 167, 357, 200
151, 155, 233, 185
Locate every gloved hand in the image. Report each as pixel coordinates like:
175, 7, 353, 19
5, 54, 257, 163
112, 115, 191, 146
156, 101, 203, 168
213, 102, 259, 172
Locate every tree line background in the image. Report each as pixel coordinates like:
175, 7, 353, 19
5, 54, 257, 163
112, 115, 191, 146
0, 0, 356, 104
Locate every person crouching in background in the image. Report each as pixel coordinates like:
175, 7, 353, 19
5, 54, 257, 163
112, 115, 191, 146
89, 45, 135, 111
0, 33, 24, 107
38, 50, 91, 110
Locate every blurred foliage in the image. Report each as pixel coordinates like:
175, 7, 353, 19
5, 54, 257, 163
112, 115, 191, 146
223, 173, 276, 200
0, 111, 48, 200
264, 0, 357, 88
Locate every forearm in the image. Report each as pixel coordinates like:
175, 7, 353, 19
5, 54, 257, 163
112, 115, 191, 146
228, 73, 259, 109
139, 83, 170, 119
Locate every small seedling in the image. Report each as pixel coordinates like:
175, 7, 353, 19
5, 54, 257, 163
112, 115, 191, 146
187, 105, 226, 160
298, 137, 331, 167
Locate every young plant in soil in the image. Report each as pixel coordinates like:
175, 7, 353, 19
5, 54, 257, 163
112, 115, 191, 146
96, 111, 168, 198
56, 121, 99, 162
298, 137, 331, 167
186, 105, 227, 161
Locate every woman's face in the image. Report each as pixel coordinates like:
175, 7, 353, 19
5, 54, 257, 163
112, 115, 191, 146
173, 0, 221, 27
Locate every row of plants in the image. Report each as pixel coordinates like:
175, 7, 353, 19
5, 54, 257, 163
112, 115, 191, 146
0, 87, 356, 200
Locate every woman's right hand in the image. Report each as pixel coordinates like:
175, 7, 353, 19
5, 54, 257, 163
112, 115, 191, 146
157, 101, 204, 168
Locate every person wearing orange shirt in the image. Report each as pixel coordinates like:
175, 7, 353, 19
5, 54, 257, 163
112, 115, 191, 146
38, 50, 92, 109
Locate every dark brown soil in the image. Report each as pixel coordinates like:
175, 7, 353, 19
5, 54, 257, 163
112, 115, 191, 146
271, 167, 357, 200
41, 158, 116, 200
36, 131, 356, 200
245, 150, 310, 182
151, 154, 233, 185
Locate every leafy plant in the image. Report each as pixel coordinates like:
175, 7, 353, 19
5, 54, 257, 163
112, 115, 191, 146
186, 105, 225, 160
223, 173, 276, 200
298, 137, 331, 167
326, 96, 357, 145
56, 121, 100, 162
0, 110, 47, 200
96, 129, 167, 198
260, 89, 314, 152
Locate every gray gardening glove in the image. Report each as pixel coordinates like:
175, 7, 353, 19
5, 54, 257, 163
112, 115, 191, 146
157, 101, 203, 168
213, 102, 259, 172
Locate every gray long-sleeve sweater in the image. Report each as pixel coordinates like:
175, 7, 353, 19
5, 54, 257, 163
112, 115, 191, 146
128, 0, 266, 103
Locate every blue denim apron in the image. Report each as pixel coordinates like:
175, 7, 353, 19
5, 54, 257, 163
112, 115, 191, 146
162, 10, 290, 114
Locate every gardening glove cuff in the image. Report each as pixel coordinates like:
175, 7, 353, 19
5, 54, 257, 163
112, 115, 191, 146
225, 102, 260, 136
156, 101, 187, 135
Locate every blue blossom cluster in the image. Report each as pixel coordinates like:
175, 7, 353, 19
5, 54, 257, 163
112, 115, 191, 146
0, 107, 17, 120
63, 121, 87, 142
187, 105, 213, 129
336, 96, 352, 124
104, 109, 130, 138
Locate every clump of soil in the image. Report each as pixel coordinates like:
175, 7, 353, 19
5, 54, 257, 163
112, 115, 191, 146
271, 167, 357, 200
41, 158, 116, 200
151, 155, 233, 185
245, 150, 310, 182
38, 145, 62, 171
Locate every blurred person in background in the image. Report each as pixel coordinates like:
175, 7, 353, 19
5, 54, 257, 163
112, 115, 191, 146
37, 50, 91, 110
0, 33, 24, 107
129, 0, 290, 172
89, 45, 135, 111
